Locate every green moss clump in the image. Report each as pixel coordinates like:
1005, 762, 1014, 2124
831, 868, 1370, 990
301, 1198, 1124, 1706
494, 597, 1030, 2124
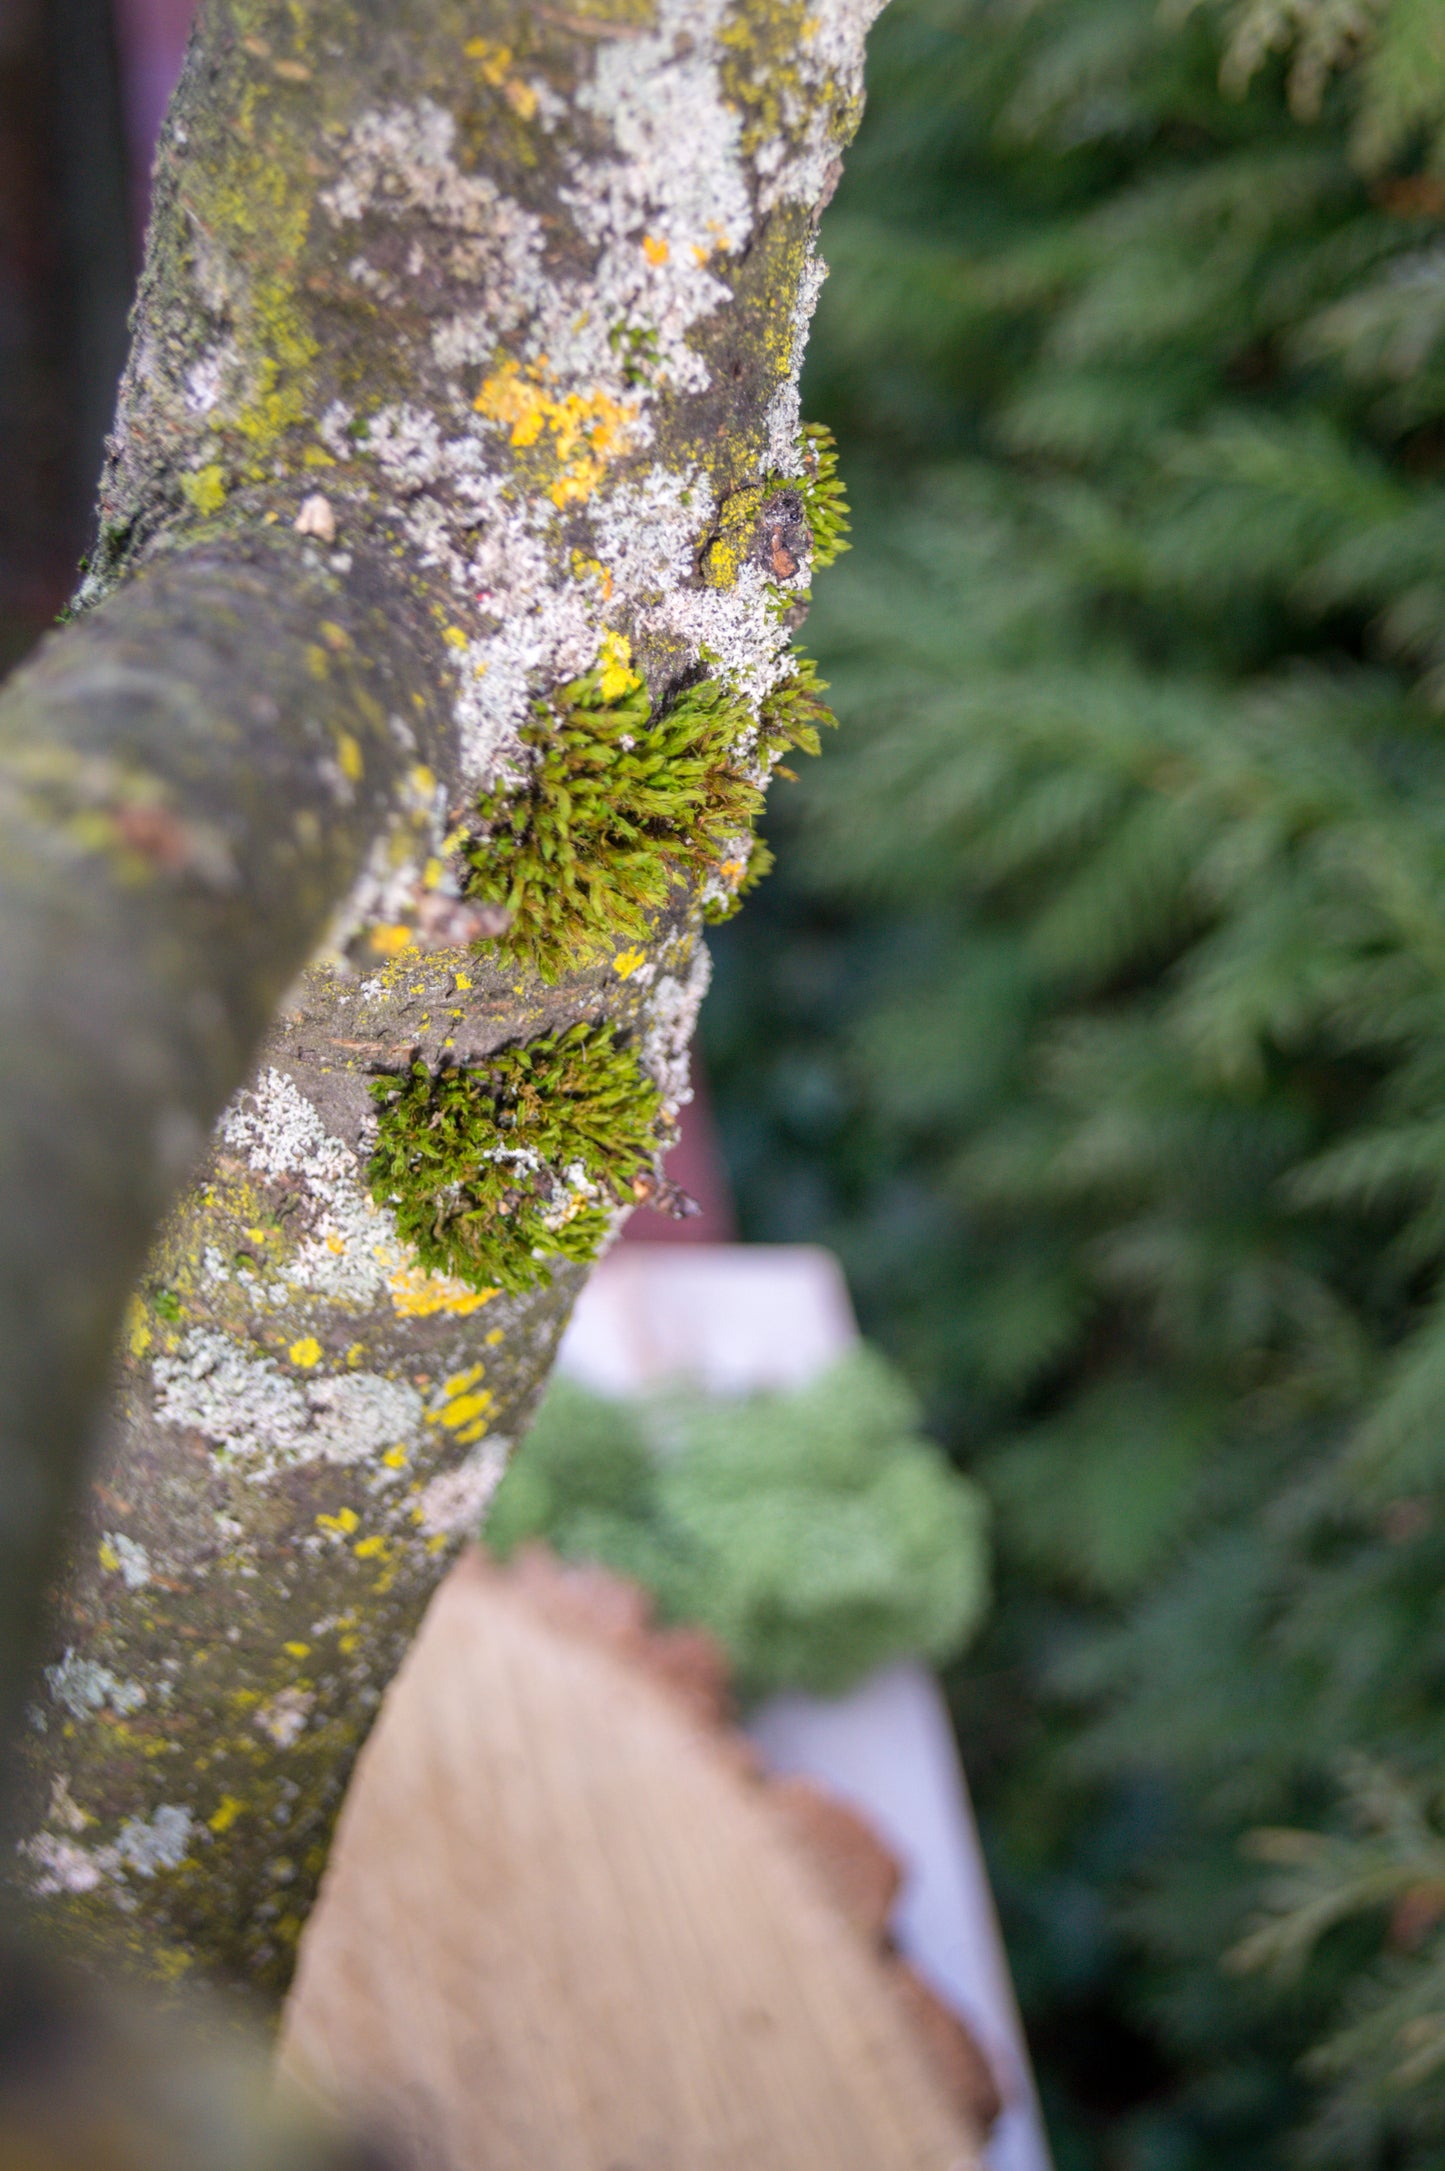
796, 423, 850, 572
455, 436, 845, 972
367, 1024, 663, 1294
703, 654, 836, 921
459, 664, 821, 978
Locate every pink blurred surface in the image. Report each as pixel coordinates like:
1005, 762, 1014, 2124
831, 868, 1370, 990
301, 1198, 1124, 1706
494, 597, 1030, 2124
112, 0, 193, 191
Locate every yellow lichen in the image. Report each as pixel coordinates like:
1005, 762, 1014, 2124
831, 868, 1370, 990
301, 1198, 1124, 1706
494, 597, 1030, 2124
440, 1365, 484, 1398
464, 36, 512, 83
288, 1336, 322, 1368
474, 359, 637, 506
435, 1391, 493, 1431
126, 1296, 151, 1357
597, 629, 642, 701
702, 483, 765, 589
388, 1265, 498, 1316
181, 465, 228, 516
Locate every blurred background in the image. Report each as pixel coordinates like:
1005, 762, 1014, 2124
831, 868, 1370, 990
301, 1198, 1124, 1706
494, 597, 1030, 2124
14, 2, 1445, 2166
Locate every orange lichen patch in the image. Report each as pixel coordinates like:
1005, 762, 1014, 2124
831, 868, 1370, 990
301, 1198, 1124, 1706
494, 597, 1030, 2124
642, 233, 670, 265
473, 360, 637, 507
388, 1265, 499, 1318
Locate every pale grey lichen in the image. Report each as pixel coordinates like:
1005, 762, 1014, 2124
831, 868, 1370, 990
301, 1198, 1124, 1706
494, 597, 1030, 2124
152, 1330, 423, 1480
641, 937, 713, 1118
46, 1650, 147, 1722
220, 1067, 408, 1307
416, 1437, 512, 1537
114, 1804, 194, 1879
253, 1687, 315, 1750
20, 1833, 108, 1897
101, 1531, 153, 1591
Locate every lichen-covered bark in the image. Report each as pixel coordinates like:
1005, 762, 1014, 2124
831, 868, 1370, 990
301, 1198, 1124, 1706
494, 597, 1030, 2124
0, 535, 434, 1761
6, 0, 882, 1998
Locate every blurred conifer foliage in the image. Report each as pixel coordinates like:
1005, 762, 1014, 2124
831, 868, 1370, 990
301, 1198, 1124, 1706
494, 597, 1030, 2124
704, 1, 1445, 2162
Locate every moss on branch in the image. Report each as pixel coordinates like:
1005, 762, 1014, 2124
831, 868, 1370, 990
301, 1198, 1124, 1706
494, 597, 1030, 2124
367, 1023, 663, 1292
7, 0, 880, 2011
456, 644, 836, 973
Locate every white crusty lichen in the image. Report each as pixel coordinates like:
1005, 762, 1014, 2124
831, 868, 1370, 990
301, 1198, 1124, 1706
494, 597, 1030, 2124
100, 1531, 152, 1591
416, 1436, 512, 1538
114, 1804, 194, 1879
220, 1067, 409, 1308
152, 1330, 424, 1480
641, 937, 713, 1119
19, 1803, 195, 1904
304, 0, 878, 786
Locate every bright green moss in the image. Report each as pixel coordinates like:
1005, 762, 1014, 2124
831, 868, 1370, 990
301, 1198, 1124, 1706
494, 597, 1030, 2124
453, 429, 845, 974
796, 422, 850, 572
367, 1023, 663, 1294
458, 662, 824, 978
703, 653, 836, 920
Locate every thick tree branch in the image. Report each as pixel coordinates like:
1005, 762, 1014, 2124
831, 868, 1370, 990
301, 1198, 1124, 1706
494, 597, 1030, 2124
3, 0, 882, 1999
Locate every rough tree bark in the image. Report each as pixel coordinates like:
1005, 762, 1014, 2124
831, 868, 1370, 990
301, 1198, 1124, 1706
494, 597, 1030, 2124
0, 0, 880, 2001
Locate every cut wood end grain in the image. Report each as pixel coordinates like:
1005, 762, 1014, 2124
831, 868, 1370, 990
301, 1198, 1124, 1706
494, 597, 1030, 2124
281, 1548, 992, 2171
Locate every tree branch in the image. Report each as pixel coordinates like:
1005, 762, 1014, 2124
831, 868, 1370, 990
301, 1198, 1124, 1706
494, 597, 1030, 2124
4, 0, 883, 2000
